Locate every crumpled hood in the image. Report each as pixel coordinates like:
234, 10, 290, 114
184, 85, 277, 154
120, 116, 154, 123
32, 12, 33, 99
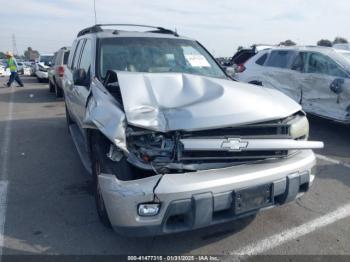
117, 72, 301, 132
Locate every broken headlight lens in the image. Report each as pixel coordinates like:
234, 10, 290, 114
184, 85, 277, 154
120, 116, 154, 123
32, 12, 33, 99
288, 114, 309, 140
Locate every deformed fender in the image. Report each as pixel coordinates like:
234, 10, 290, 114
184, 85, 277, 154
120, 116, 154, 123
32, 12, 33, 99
83, 78, 128, 152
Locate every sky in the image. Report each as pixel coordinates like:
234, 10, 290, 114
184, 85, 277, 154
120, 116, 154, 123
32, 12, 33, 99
0, 0, 349, 57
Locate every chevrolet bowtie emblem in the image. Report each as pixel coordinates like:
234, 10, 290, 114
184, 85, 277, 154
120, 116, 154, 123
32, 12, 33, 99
221, 138, 248, 151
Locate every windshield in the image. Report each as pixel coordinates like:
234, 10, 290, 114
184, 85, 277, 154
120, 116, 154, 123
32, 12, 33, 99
40, 55, 53, 64
98, 37, 226, 79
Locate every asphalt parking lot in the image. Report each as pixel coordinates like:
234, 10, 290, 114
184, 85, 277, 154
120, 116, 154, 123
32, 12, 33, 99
0, 76, 349, 258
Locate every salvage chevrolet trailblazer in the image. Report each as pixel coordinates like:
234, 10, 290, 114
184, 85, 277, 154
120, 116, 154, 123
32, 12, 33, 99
63, 24, 323, 236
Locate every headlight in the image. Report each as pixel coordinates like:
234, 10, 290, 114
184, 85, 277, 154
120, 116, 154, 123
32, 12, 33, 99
288, 114, 309, 140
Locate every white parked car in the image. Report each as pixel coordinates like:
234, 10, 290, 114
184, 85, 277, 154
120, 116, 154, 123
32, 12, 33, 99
35, 54, 53, 82
0, 65, 10, 77
236, 46, 350, 124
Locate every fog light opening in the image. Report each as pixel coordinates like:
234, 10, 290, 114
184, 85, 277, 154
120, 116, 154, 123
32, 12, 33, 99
138, 203, 160, 216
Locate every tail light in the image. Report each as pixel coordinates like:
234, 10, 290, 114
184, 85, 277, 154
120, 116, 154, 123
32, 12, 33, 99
236, 64, 246, 73
57, 66, 64, 77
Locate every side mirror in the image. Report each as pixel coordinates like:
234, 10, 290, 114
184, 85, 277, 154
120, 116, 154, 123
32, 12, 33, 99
73, 68, 89, 87
330, 78, 344, 94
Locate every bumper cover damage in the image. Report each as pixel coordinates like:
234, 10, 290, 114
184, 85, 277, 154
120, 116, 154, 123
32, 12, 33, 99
99, 150, 316, 236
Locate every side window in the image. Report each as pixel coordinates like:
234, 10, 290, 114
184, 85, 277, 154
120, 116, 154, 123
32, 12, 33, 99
305, 53, 328, 74
306, 53, 348, 77
72, 40, 84, 70
255, 53, 268, 65
79, 39, 92, 74
63, 51, 70, 65
67, 41, 77, 68
327, 59, 348, 78
291, 52, 305, 71
265, 50, 296, 68
55, 52, 61, 66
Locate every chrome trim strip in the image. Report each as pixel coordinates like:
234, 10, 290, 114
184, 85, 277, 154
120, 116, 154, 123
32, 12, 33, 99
180, 138, 324, 151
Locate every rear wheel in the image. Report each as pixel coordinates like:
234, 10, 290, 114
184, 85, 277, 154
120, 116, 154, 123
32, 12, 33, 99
65, 103, 73, 133
55, 85, 63, 98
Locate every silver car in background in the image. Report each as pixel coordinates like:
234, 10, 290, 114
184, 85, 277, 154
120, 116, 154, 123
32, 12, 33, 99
48, 47, 70, 97
236, 46, 350, 124
63, 24, 323, 236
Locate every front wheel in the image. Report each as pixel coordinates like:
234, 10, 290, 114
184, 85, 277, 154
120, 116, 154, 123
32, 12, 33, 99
91, 134, 112, 228
90, 132, 135, 228
92, 156, 112, 228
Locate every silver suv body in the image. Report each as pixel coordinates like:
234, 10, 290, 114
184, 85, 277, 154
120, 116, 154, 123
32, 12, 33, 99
63, 25, 323, 236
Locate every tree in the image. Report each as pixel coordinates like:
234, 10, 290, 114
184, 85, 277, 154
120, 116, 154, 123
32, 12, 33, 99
279, 40, 296, 46
333, 37, 348, 45
317, 39, 332, 47
24, 47, 39, 60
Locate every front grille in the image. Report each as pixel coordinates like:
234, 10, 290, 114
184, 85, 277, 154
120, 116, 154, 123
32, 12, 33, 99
179, 150, 288, 162
178, 120, 291, 164
181, 123, 290, 139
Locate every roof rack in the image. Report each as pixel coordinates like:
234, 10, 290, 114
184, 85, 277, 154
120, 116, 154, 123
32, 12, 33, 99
77, 24, 179, 37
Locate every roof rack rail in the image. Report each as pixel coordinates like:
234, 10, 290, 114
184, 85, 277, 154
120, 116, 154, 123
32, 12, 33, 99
77, 24, 178, 37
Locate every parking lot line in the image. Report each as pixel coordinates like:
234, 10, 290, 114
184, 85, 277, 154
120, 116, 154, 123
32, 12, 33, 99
230, 202, 350, 256
316, 154, 350, 169
0, 88, 15, 257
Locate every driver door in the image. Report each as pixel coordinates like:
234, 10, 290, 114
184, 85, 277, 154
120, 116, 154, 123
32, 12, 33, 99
300, 52, 350, 120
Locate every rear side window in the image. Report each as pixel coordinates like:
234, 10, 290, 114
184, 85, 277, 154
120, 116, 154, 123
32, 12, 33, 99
63, 51, 70, 65
79, 40, 92, 74
255, 53, 268, 65
291, 52, 306, 71
72, 40, 84, 70
265, 50, 296, 68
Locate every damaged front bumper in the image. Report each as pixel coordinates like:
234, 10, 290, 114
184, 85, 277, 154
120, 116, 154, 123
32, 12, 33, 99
99, 149, 316, 236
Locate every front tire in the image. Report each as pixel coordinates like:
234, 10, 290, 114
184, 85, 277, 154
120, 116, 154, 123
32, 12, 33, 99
91, 134, 112, 228
92, 155, 112, 228
90, 132, 134, 228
